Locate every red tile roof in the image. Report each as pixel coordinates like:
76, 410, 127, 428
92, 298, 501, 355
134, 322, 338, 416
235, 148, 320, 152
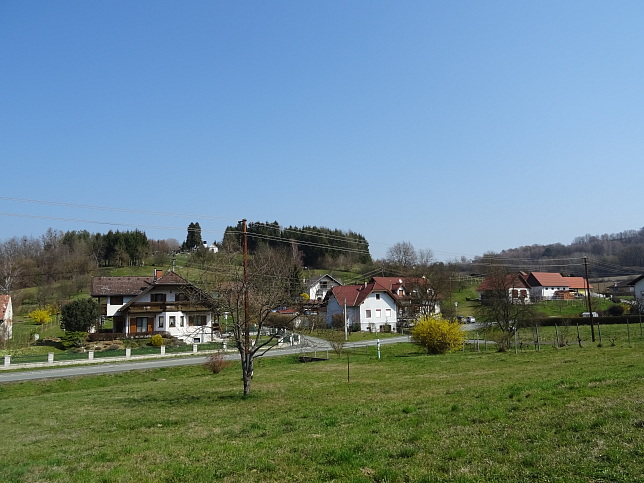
329, 282, 394, 307
526, 272, 568, 287
564, 277, 592, 290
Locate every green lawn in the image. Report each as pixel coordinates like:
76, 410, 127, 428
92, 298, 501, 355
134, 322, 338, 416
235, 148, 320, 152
1, 337, 643, 482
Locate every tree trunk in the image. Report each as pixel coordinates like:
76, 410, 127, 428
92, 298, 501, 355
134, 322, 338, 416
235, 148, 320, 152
241, 353, 253, 397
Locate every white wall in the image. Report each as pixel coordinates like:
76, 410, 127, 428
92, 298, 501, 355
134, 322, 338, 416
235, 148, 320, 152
360, 292, 397, 332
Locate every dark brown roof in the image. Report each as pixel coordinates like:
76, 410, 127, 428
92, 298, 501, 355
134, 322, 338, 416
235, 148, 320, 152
90, 277, 153, 297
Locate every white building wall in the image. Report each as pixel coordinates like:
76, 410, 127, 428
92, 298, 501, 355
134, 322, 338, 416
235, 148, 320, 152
634, 279, 644, 301
360, 292, 397, 332
106, 295, 134, 317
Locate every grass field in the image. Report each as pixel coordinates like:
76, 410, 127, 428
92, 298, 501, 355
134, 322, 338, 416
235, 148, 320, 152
1, 335, 643, 482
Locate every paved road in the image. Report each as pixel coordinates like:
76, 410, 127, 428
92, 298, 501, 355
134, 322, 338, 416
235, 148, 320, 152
0, 335, 412, 383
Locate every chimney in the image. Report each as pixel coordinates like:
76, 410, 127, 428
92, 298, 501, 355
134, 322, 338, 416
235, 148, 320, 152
154, 269, 163, 281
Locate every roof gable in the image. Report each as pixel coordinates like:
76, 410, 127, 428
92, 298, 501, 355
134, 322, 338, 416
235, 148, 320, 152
118, 271, 216, 313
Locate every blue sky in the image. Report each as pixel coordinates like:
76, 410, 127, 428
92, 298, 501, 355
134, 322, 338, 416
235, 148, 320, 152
2, 1, 643, 261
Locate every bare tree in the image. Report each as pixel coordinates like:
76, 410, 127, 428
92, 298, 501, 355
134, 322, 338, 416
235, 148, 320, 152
386, 241, 418, 272
476, 264, 538, 350
217, 244, 303, 396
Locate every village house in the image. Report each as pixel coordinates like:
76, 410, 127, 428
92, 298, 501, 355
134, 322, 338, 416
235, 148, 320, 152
306, 273, 343, 302
325, 280, 397, 333
371, 276, 441, 324
478, 271, 592, 302
91, 270, 219, 343
477, 272, 532, 303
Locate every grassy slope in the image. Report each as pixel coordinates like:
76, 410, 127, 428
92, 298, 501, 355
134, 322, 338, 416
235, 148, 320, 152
1, 339, 643, 482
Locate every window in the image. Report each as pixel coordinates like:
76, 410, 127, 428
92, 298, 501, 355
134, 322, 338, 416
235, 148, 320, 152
158, 316, 164, 328
375, 294, 381, 300
110, 295, 123, 305
386, 309, 392, 318
151, 293, 166, 302
175, 292, 188, 301
135, 317, 147, 333
376, 309, 381, 318
366, 309, 372, 318
180, 316, 185, 327
169, 316, 176, 328
189, 315, 207, 326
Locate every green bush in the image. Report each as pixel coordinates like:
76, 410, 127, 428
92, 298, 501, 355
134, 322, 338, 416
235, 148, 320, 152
60, 331, 88, 350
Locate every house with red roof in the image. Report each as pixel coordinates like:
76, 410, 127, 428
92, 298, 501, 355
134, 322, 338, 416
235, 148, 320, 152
478, 271, 593, 302
477, 272, 532, 303
325, 280, 398, 332
91, 270, 219, 343
526, 272, 592, 301
371, 276, 441, 322
0, 295, 13, 340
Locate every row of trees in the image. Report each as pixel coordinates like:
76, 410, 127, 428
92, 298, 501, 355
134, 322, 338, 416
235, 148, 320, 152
221, 221, 372, 268
0, 229, 181, 295
480, 226, 644, 276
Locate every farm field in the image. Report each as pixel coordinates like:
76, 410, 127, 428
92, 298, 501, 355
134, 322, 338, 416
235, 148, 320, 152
1, 339, 643, 482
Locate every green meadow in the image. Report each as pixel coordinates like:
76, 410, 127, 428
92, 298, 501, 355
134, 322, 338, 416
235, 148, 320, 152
1, 336, 643, 482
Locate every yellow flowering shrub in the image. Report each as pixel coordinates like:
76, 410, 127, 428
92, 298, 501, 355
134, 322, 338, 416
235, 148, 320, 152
411, 316, 466, 354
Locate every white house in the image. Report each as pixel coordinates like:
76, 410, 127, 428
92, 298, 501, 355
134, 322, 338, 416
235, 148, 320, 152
91, 270, 218, 344
630, 275, 644, 305
325, 281, 397, 333
0, 295, 13, 340
306, 274, 342, 302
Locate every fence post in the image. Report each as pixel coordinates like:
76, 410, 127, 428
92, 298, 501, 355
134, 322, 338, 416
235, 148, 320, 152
126, 347, 132, 359
377, 339, 381, 359
555, 325, 559, 348
4, 355, 10, 366
88, 350, 94, 361
160, 345, 166, 356
192, 343, 198, 353
48, 353, 54, 364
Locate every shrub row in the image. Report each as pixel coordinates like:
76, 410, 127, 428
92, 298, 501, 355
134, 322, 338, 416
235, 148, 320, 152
533, 315, 644, 327
87, 331, 171, 342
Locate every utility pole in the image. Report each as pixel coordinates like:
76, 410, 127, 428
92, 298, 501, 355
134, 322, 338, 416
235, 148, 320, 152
242, 219, 250, 359
583, 257, 595, 342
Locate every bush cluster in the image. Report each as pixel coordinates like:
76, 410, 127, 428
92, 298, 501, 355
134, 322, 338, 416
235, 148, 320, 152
411, 316, 465, 354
